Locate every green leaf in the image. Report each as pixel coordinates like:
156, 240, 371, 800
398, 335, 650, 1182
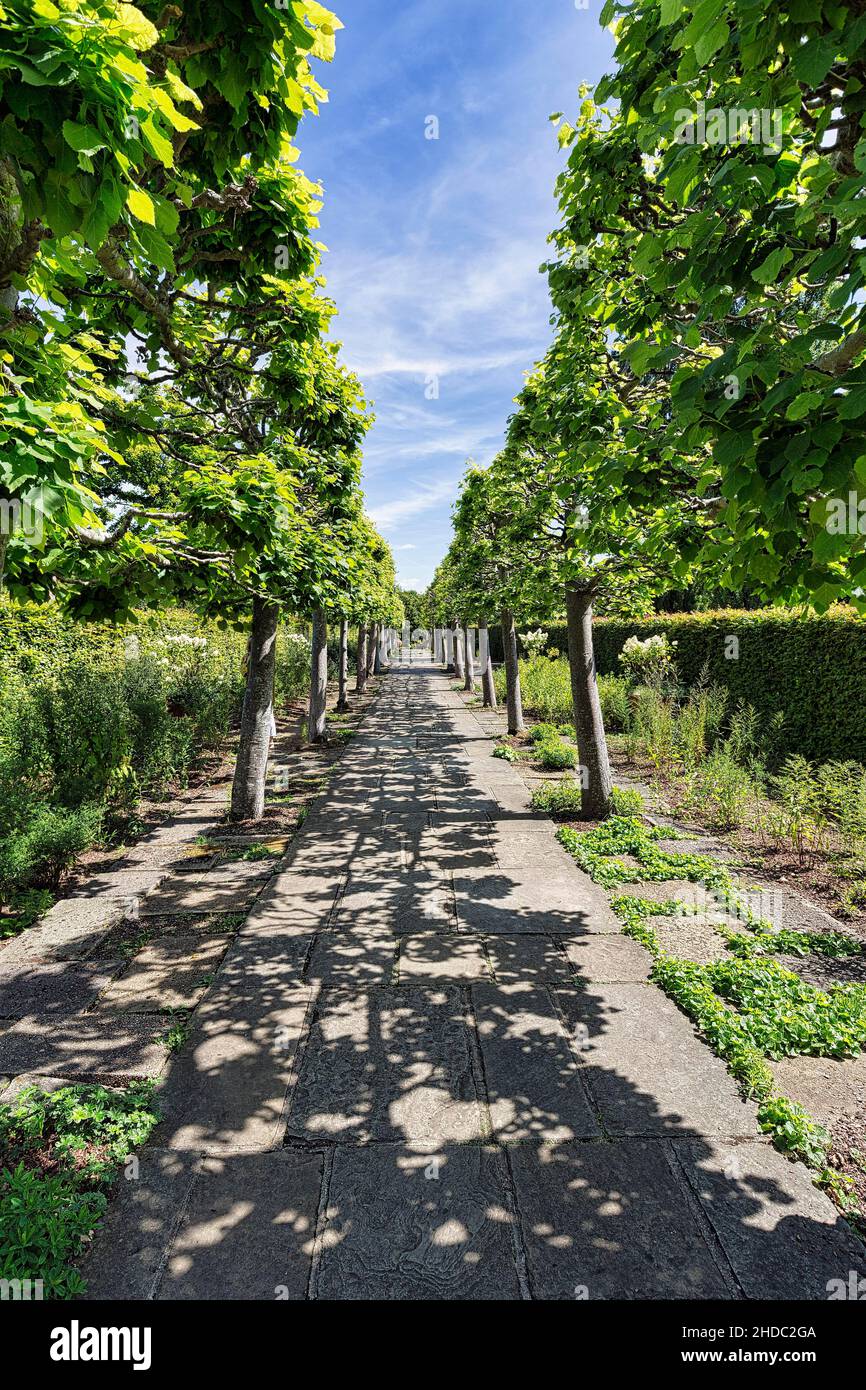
786, 391, 823, 422
61, 122, 107, 157
126, 186, 155, 225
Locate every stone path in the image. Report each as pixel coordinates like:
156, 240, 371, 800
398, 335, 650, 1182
13, 660, 866, 1300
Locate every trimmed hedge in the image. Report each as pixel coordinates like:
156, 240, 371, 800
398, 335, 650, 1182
537, 608, 865, 765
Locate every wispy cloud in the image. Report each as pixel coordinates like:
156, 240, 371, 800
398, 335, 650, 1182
299, 0, 615, 586
369, 476, 462, 529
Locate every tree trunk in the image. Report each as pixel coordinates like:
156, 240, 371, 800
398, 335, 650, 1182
230, 597, 279, 822
373, 622, 383, 674
480, 620, 497, 709
367, 622, 378, 677
463, 623, 475, 692
565, 585, 613, 820
309, 607, 328, 743
355, 623, 368, 694
500, 608, 524, 734
336, 618, 349, 711
453, 621, 465, 682
444, 626, 455, 672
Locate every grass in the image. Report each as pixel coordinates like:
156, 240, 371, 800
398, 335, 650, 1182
0, 1081, 160, 1298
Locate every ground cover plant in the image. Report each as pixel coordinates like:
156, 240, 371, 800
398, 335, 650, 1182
0, 1081, 160, 1299
556, 814, 866, 1215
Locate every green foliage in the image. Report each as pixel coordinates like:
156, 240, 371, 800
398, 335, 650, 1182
532, 778, 643, 819
589, 609, 866, 766
492, 743, 519, 763
537, 740, 577, 771
0, 802, 103, 894
0, 1080, 159, 1298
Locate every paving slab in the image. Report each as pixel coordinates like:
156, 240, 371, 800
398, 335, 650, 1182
245, 871, 343, 931
0, 961, 121, 1019
556, 984, 758, 1138
403, 825, 497, 872
676, 1138, 866, 1299
304, 928, 397, 987
564, 935, 653, 983
454, 870, 620, 935
286, 986, 484, 1147
473, 985, 600, 1143
484, 936, 577, 992
315, 1143, 522, 1300
142, 863, 273, 916
398, 933, 490, 983
334, 872, 457, 933
98, 936, 231, 1013
768, 1053, 866, 1125
156, 986, 313, 1154
0, 906, 119, 965
0, 1015, 167, 1079
158, 1149, 324, 1300
509, 1139, 733, 1300
79, 1149, 199, 1300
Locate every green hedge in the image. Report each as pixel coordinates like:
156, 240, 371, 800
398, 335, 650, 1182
539, 608, 865, 765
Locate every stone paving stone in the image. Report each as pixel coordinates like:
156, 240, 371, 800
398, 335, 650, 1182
768, 1053, 866, 1125
473, 985, 600, 1143
397, 933, 489, 983
156, 985, 313, 1154
484, 935, 576, 992
286, 986, 484, 1147
509, 1139, 732, 1300
454, 870, 621, 935
0, 1015, 167, 1079
158, 1149, 324, 1301
556, 984, 758, 1138
0, 902, 120, 964
0, 1072, 76, 1104
333, 872, 457, 933
304, 928, 397, 987
79, 1149, 199, 1300
98, 936, 231, 1013
676, 1138, 866, 1300
73, 870, 167, 900
142, 863, 273, 916
244, 871, 343, 930
487, 823, 573, 870
564, 935, 653, 983
0, 961, 121, 1019
314, 1143, 522, 1300
403, 825, 496, 872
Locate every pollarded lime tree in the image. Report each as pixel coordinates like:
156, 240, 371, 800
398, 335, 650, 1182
505, 324, 710, 818
0, 1, 377, 820
550, 0, 866, 612
0, 0, 344, 581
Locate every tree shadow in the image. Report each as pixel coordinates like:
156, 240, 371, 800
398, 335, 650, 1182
62, 663, 866, 1300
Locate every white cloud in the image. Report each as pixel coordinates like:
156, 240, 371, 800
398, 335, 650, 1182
369, 476, 461, 528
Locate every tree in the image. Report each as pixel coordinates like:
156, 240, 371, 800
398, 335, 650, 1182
549, 0, 866, 610
0, 1, 383, 819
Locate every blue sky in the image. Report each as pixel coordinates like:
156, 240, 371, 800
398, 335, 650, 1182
295, 1, 615, 591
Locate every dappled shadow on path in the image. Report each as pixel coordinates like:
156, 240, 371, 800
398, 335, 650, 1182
75, 665, 866, 1302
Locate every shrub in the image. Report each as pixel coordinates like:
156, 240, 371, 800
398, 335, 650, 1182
537, 741, 578, 771
592, 607, 866, 766
597, 674, 631, 732
0, 803, 103, 893
529, 722, 559, 744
